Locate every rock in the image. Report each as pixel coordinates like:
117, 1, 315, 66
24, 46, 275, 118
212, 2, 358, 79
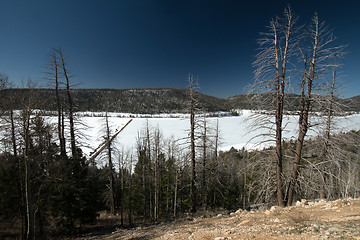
323, 202, 332, 209
217, 213, 223, 218
270, 206, 280, 212
265, 210, 271, 215
214, 237, 230, 240
310, 223, 320, 232
235, 209, 243, 214
238, 219, 250, 226
295, 199, 308, 207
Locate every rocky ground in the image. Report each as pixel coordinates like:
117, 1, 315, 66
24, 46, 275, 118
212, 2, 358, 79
73, 198, 360, 240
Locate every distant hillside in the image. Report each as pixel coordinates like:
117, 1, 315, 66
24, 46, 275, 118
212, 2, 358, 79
1, 88, 359, 113
342, 95, 360, 112
0, 88, 230, 114
227, 93, 308, 111
228, 93, 360, 113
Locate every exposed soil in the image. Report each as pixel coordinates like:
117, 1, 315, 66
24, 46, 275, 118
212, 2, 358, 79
71, 198, 360, 240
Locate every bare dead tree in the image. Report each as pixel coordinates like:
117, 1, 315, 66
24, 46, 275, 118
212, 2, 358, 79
19, 80, 39, 240
318, 61, 337, 199
166, 137, 180, 219
197, 116, 220, 213
153, 126, 162, 222
104, 112, 116, 215
47, 49, 66, 156
0, 74, 18, 156
128, 153, 134, 226
10, 107, 17, 156
174, 166, 178, 218
117, 148, 126, 226
145, 120, 153, 220
308, 55, 348, 200
56, 49, 77, 158
287, 13, 346, 205
201, 116, 208, 213
213, 118, 220, 161
188, 73, 198, 212
252, 6, 299, 207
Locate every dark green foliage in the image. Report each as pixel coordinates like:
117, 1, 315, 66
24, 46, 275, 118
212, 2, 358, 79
46, 149, 102, 233
160, 156, 176, 215
132, 149, 152, 218
0, 154, 20, 221
0, 112, 106, 238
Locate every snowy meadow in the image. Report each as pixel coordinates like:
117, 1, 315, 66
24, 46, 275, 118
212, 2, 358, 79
44, 110, 360, 163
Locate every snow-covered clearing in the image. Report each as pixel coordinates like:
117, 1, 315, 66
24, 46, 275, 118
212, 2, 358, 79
56, 110, 360, 161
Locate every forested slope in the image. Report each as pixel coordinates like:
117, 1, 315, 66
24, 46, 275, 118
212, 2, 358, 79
1, 88, 359, 113
0, 88, 230, 114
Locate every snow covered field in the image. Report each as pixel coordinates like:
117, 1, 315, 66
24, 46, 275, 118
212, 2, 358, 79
54, 110, 360, 159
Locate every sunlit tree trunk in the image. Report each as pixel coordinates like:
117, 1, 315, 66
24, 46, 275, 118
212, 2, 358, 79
153, 127, 161, 222
252, 6, 297, 207
105, 112, 116, 215
173, 168, 178, 218
49, 50, 66, 156
57, 49, 77, 158
288, 30, 317, 205
201, 116, 208, 213
118, 153, 125, 226
189, 73, 197, 213
10, 109, 17, 156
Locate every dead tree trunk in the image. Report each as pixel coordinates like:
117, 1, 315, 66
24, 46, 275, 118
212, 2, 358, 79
49, 50, 66, 156
253, 6, 297, 207
105, 112, 116, 215
22, 95, 34, 240
201, 116, 207, 213
57, 49, 77, 158
319, 62, 337, 199
153, 127, 161, 222
118, 152, 125, 226
173, 168, 178, 219
145, 121, 153, 220
10, 109, 17, 156
189, 73, 197, 213
287, 14, 320, 205
128, 154, 134, 226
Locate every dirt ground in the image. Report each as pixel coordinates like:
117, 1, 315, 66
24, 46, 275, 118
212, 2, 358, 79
73, 198, 360, 240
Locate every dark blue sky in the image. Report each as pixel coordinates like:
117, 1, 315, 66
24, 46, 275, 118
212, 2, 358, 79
0, 0, 359, 98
